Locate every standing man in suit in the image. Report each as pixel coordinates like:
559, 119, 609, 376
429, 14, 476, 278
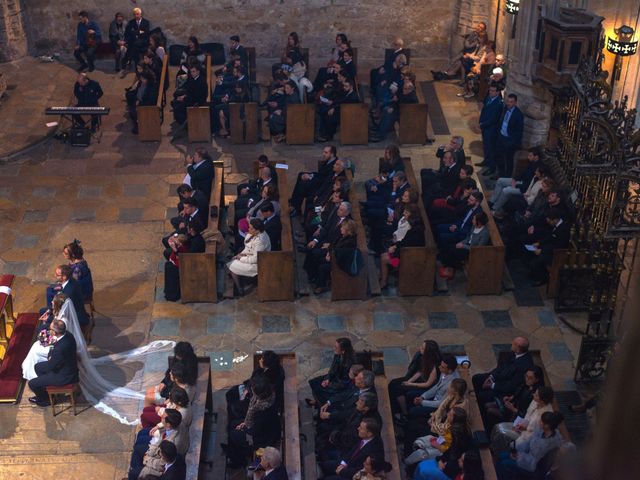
320, 417, 384, 479
260, 203, 282, 251
28, 320, 79, 407
472, 336, 534, 408
74, 11, 101, 72
123, 7, 150, 74
185, 148, 215, 199
494, 93, 524, 179
476, 85, 504, 175
158, 441, 186, 480
254, 446, 288, 480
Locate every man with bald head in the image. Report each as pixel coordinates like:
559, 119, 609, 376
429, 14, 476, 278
472, 336, 533, 409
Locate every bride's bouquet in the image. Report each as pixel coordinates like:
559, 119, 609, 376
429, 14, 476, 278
37, 328, 55, 347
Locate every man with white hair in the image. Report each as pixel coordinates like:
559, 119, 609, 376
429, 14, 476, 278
254, 446, 288, 480
122, 7, 150, 73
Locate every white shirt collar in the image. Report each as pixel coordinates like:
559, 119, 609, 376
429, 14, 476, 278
61, 279, 69, 289
515, 352, 527, 359
265, 468, 274, 476
193, 159, 205, 169
164, 461, 175, 472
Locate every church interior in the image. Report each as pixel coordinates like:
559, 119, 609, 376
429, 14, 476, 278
0, 0, 639, 479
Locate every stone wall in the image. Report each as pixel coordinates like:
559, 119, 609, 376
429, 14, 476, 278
0, 0, 28, 62
20, 0, 460, 61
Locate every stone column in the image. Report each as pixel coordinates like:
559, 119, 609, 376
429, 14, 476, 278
0, 0, 27, 62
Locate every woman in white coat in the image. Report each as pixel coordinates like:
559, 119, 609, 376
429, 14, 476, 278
228, 217, 271, 296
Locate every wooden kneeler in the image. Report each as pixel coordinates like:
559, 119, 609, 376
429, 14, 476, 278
230, 103, 259, 144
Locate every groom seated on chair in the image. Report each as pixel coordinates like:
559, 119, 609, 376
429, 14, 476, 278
28, 319, 79, 407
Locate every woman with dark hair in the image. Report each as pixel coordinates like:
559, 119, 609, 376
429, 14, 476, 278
483, 366, 544, 432
312, 218, 358, 294
215, 81, 251, 137
227, 218, 272, 296
237, 183, 281, 232
149, 32, 166, 61
379, 204, 426, 288
272, 31, 304, 78
495, 412, 564, 479
431, 165, 474, 210
47, 240, 94, 305
455, 451, 485, 480
438, 212, 490, 280
365, 145, 405, 202
307, 337, 355, 406
368, 186, 420, 254
164, 233, 189, 302
180, 36, 205, 70
226, 350, 285, 420
389, 339, 437, 415
226, 375, 280, 468
353, 454, 393, 479
144, 342, 198, 406
129, 69, 158, 135
140, 385, 192, 429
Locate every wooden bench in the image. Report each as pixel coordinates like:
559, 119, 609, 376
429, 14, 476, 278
286, 103, 315, 145
187, 54, 212, 143
547, 249, 570, 298
340, 103, 369, 145
258, 166, 295, 301
230, 102, 259, 144
331, 170, 368, 301
398, 103, 429, 145
138, 54, 169, 141
399, 159, 437, 296
459, 364, 498, 480
477, 63, 493, 101
370, 352, 403, 480
179, 166, 225, 302
253, 352, 302, 480
185, 356, 214, 479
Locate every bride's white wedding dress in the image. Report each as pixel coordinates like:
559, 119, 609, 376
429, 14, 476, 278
22, 299, 175, 425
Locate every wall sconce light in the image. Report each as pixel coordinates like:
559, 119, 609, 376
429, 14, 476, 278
505, 0, 520, 15
606, 25, 638, 56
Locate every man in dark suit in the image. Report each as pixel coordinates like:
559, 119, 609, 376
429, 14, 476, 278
290, 146, 339, 216
229, 35, 248, 68
421, 150, 462, 207
435, 191, 484, 249
163, 198, 207, 257
73, 72, 104, 131
173, 184, 209, 229
255, 446, 288, 480
319, 369, 376, 426
260, 203, 282, 251
57, 264, 89, 327
320, 417, 385, 479
123, 7, 150, 72
370, 37, 407, 97
186, 148, 215, 199
472, 336, 534, 408
158, 441, 186, 480
526, 208, 571, 286
187, 219, 206, 254
476, 84, 504, 174
313, 159, 348, 207
28, 320, 79, 407
172, 64, 208, 128
318, 78, 360, 142
494, 93, 524, 179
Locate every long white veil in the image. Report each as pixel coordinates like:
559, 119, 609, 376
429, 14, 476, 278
59, 299, 175, 425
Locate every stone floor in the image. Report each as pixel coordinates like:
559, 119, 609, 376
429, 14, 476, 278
0, 56, 587, 479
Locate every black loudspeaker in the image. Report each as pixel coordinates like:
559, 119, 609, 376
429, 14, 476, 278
70, 128, 91, 147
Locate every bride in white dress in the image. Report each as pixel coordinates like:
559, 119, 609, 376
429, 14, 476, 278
22, 294, 175, 425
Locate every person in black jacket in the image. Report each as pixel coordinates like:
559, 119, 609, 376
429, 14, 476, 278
313, 219, 358, 294
472, 336, 534, 416
260, 203, 282, 252
186, 219, 206, 254
524, 208, 571, 286
476, 84, 503, 173
28, 320, 79, 407
158, 441, 186, 480
55, 264, 90, 327
320, 417, 385, 479
421, 150, 462, 208
185, 148, 215, 199
318, 78, 360, 142
379, 204, 425, 289
308, 337, 355, 406
129, 71, 158, 135
73, 73, 103, 131
172, 184, 209, 229
290, 146, 339, 216
123, 7, 150, 72
171, 64, 208, 128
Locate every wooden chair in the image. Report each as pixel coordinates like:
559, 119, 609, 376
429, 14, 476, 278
340, 103, 369, 145
46, 383, 80, 416
398, 103, 428, 145
179, 166, 224, 302
187, 54, 212, 143
138, 55, 169, 141
258, 166, 295, 301
286, 104, 315, 145
229, 102, 259, 144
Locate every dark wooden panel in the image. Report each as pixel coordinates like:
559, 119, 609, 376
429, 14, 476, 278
137, 106, 161, 142
340, 103, 368, 145
399, 103, 428, 145
286, 104, 315, 145
466, 203, 505, 295
229, 102, 259, 144
257, 251, 295, 301
179, 252, 217, 302
547, 249, 569, 298
373, 360, 403, 480
187, 106, 211, 143
477, 62, 492, 101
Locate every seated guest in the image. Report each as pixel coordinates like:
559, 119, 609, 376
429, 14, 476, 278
353, 455, 393, 480
421, 151, 462, 208
290, 146, 339, 216
431, 22, 487, 81
185, 148, 215, 199
379, 204, 425, 288
438, 212, 490, 280
318, 368, 376, 426
437, 136, 467, 169
122, 7, 150, 74
177, 36, 206, 80
157, 441, 186, 480
429, 181, 478, 228
227, 218, 271, 296
256, 446, 288, 480
163, 234, 190, 302
428, 168, 476, 221
427, 378, 469, 438
483, 366, 544, 433
457, 41, 496, 99
370, 37, 407, 100
73, 72, 104, 131
145, 342, 198, 406
361, 171, 410, 222
435, 191, 483, 249
317, 78, 360, 142
214, 81, 251, 137
405, 407, 471, 468
388, 340, 442, 417
171, 64, 208, 133
370, 79, 418, 141
74, 11, 101, 72
306, 187, 348, 239
472, 337, 533, 419
495, 412, 564, 480
372, 54, 408, 109
172, 184, 208, 230
272, 31, 305, 79
162, 197, 207, 257
454, 451, 485, 480
237, 155, 277, 196
226, 350, 285, 421
129, 71, 158, 134
490, 147, 543, 218
268, 80, 302, 143
311, 159, 348, 211
142, 50, 163, 82
260, 203, 283, 252
149, 32, 167, 61
141, 385, 192, 429
501, 164, 549, 218
228, 35, 248, 68
238, 184, 280, 233
314, 33, 350, 89
109, 12, 127, 72
27, 320, 79, 407
308, 337, 355, 406
227, 376, 280, 468
186, 219, 206, 254
311, 218, 359, 294
414, 443, 478, 480
523, 208, 571, 287
235, 167, 276, 221
320, 418, 385, 479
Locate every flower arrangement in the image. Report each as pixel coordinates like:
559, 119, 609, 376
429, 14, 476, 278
37, 328, 56, 347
